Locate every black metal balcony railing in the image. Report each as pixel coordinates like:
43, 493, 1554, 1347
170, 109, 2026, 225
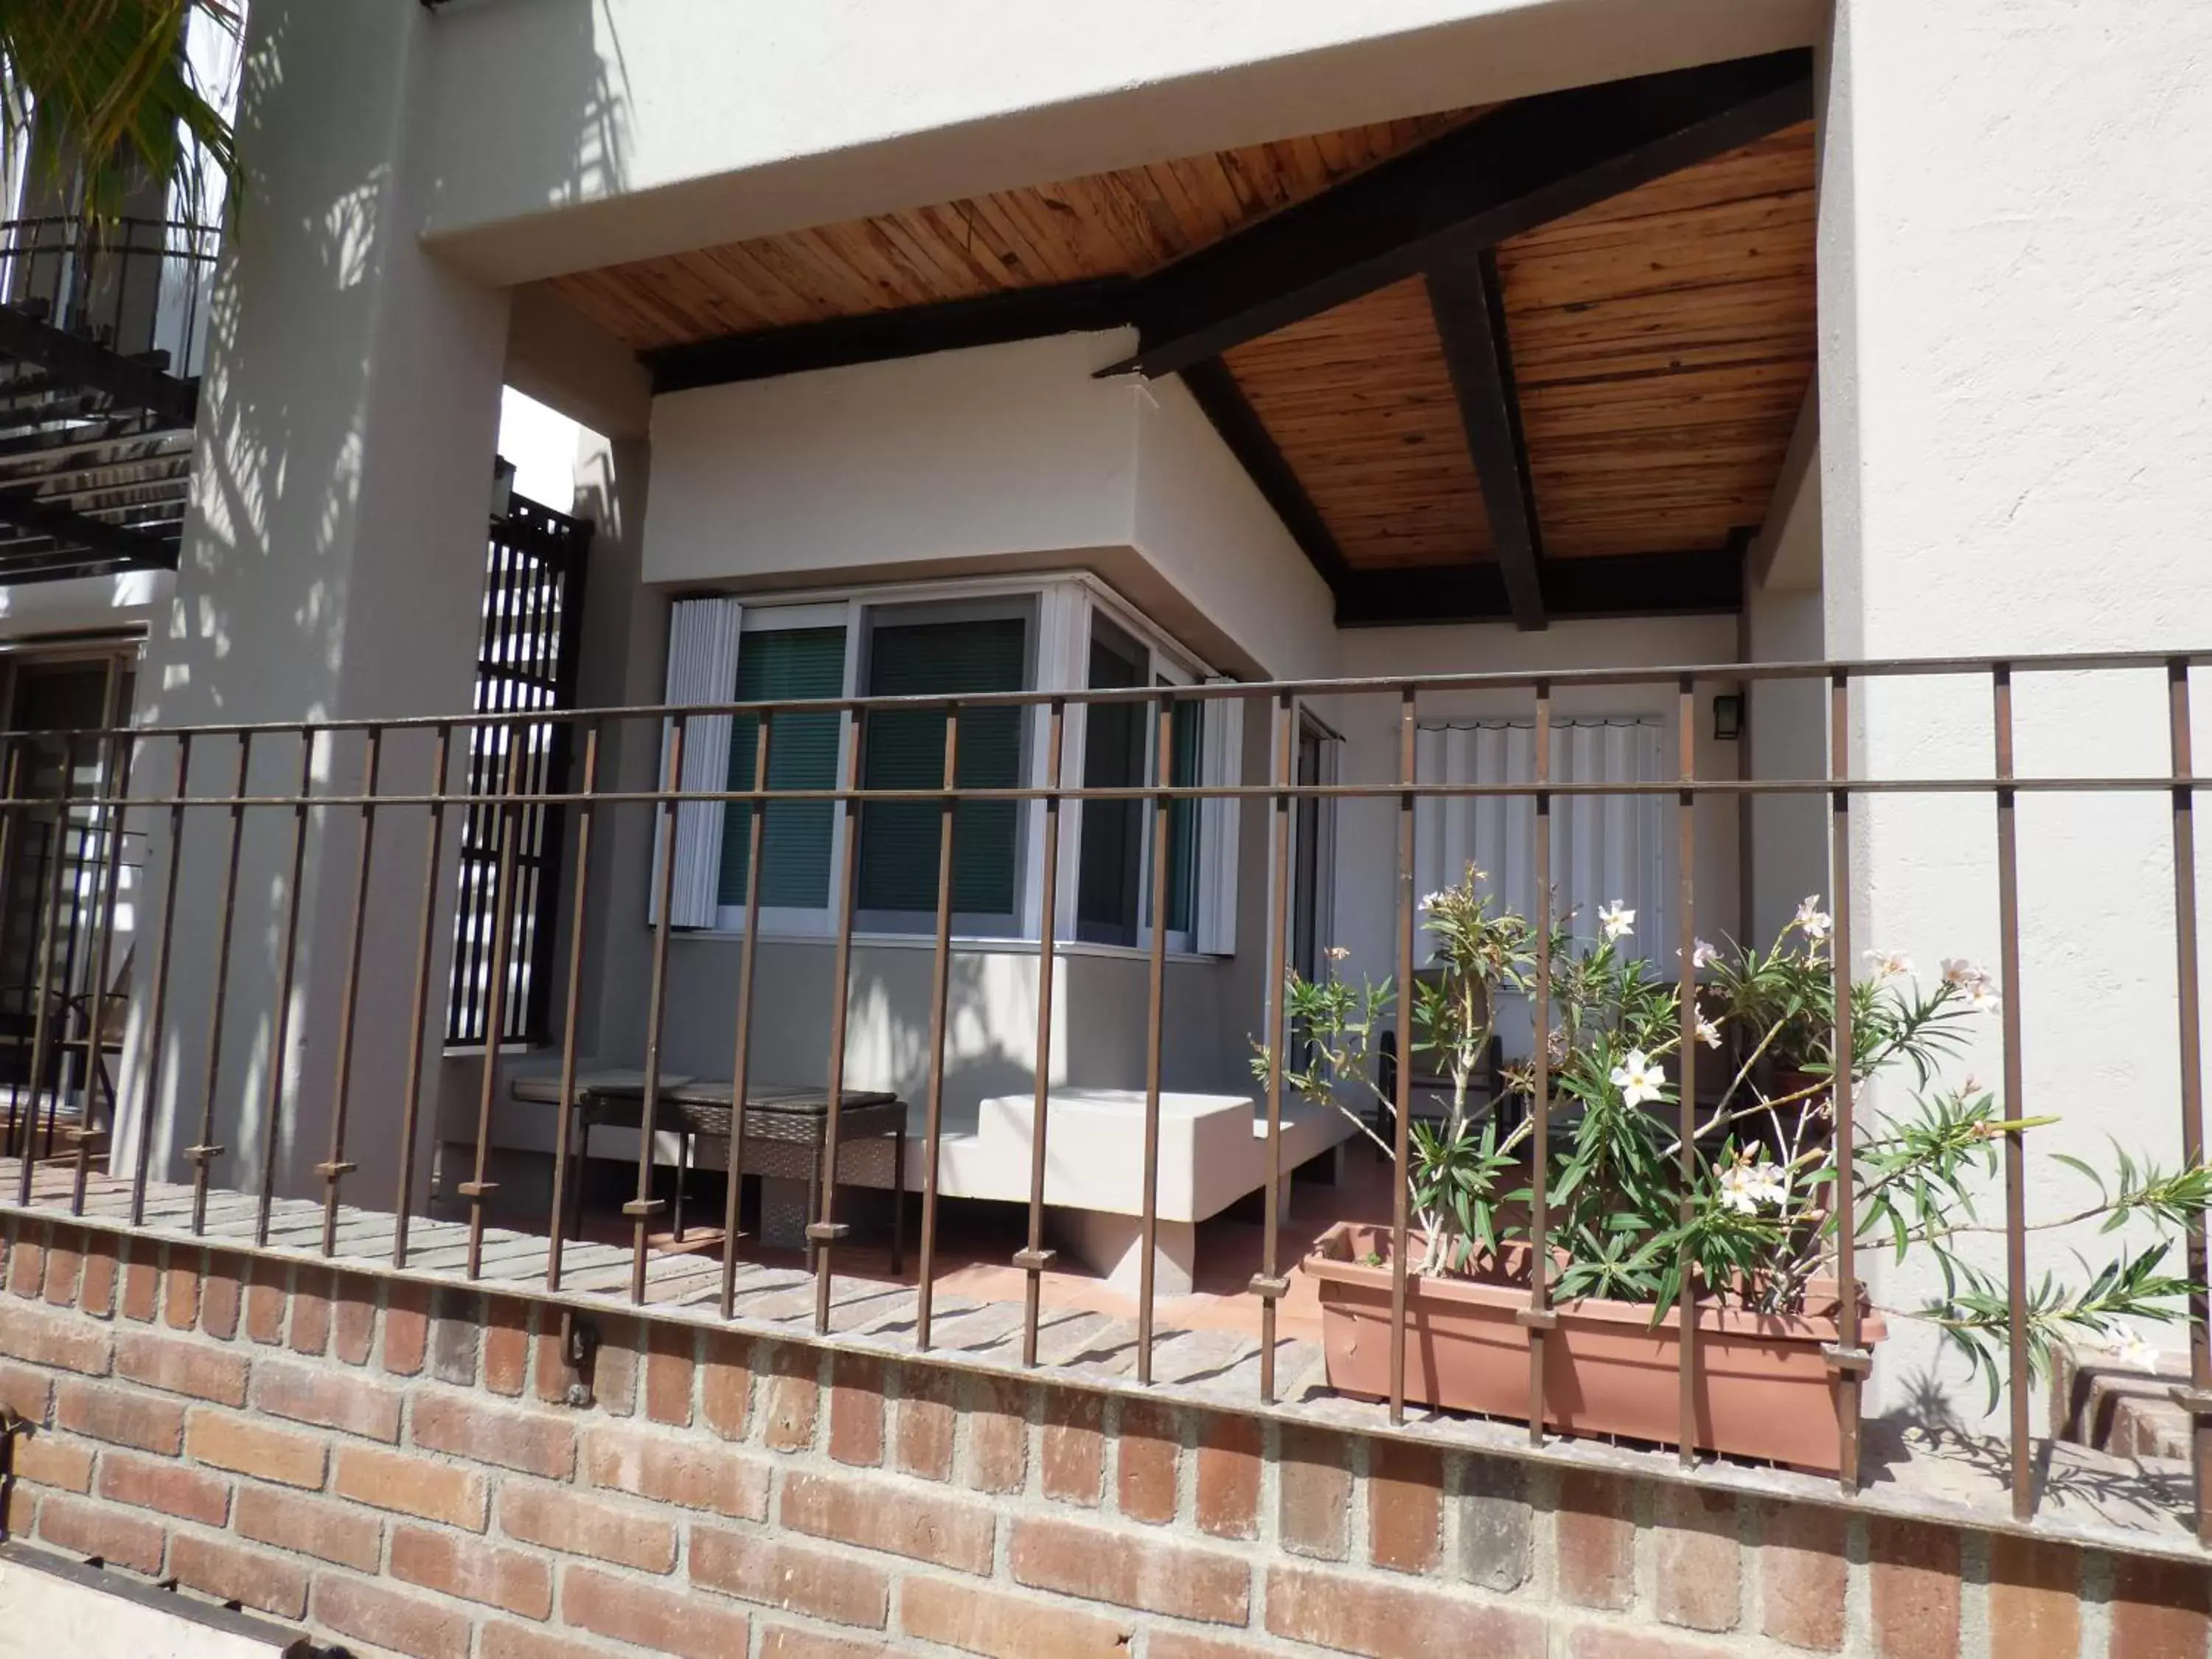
0, 650, 2204, 1546
0, 215, 222, 380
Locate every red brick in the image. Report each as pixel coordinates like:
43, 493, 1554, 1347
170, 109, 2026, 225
563, 1564, 751, 1659
1656, 1484, 1739, 1632
1556, 1469, 1635, 1611
1041, 1387, 1104, 1506
37, 1492, 167, 1573
1987, 1533, 2081, 1658
1568, 1630, 1735, 1659
1148, 1638, 1280, 1659
97, 1447, 230, 1524
1368, 1439, 1443, 1573
590, 1315, 639, 1416
966, 1373, 1027, 1495
1761, 1500, 1848, 1651
243, 1257, 285, 1344
199, 1254, 242, 1340
500, 1481, 677, 1572
692, 1526, 891, 1628
392, 1523, 554, 1619
1868, 1517, 1961, 1659
333, 1280, 375, 1365
1265, 1561, 1547, 1659
0, 1299, 113, 1375
40, 1235, 81, 1308
532, 1319, 571, 1405
483, 1625, 627, 1659
702, 1329, 754, 1439
383, 1279, 430, 1374
412, 1389, 575, 1478
119, 1238, 158, 1322
1116, 1398, 1180, 1525
184, 1409, 324, 1488
52, 1378, 181, 1453
1010, 1512, 1248, 1623
77, 1237, 116, 1318
829, 1351, 885, 1467
758, 1629, 900, 1659
1195, 1411, 1260, 1540
254, 1356, 403, 1441
780, 1467, 996, 1574
170, 1533, 308, 1620
430, 1288, 479, 1388
1277, 1424, 1352, 1559
644, 1320, 694, 1425
333, 1443, 489, 1529
9, 1226, 42, 1298
897, 1365, 956, 1482
316, 1573, 473, 1659
13, 1432, 94, 1492
2110, 1554, 2211, 1658
0, 1360, 51, 1425
483, 1298, 529, 1395
900, 1575, 1131, 1659
163, 1259, 200, 1329
762, 1340, 818, 1451
290, 1266, 332, 1354
581, 1422, 770, 1518
113, 1328, 246, 1404
235, 1484, 382, 1571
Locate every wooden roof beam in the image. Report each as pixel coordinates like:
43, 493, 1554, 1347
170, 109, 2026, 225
1335, 546, 1745, 627
1427, 247, 1545, 631
1177, 358, 1354, 598
1107, 49, 1814, 380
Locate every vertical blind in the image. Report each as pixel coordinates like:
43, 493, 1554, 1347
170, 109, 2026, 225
1413, 716, 1666, 961
656, 597, 742, 929
717, 627, 846, 911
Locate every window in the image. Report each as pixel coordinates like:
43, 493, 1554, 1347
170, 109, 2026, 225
717, 622, 846, 919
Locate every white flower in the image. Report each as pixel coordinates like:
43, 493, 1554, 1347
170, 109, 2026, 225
1324, 945, 1350, 962
1419, 891, 1452, 912
1793, 895, 1832, 942
2106, 1324, 2160, 1372
1717, 1155, 1790, 1215
1610, 1048, 1666, 1107
1695, 1004, 1723, 1049
1598, 901, 1635, 942
1863, 949, 1914, 979
1677, 938, 1720, 970
1941, 959, 2003, 1015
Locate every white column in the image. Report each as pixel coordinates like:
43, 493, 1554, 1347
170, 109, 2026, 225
1819, 0, 2212, 1416
114, 0, 510, 1217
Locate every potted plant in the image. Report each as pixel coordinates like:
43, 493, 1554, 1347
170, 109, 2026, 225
1267, 865, 2210, 1473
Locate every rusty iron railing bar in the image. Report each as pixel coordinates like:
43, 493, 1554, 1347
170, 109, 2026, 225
49, 655, 122, 1170
15, 736, 75, 1190
2163, 659, 2212, 1545
252, 728, 316, 1246
1017, 697, 1065, 1368
187, 731, 251, 1234
392, 722, 454, 1270
0, 743, 22, 1096
1991, 665, 2035, 1520
1136, 690, 1175, 1388
1674, 676, 1701, 1467
70, 724, 134, 1216
1254, 691, 1295, 1402
812, 709, 868, 1335
915, 707, 962, 1352
129, 732, 189, 1227
1520, 682, 1556, 1441
1388, 685, 1416, 1425
546, 719, 600, 1295
464, 734, 529, 1278
1825, 671, 1871, 1492
717, 713, 770, 1319
319, 727, 381, 1255
627, 715, 684, 1302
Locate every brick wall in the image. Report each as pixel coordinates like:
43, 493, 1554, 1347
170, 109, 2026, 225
0, 1217, 2205, 1659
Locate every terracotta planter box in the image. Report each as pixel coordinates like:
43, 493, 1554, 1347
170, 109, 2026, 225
1307, 1222, 1882, 1474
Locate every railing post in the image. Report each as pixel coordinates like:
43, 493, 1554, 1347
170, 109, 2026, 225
1824, 672, 1871, 1492
1520, 682, 1556, 1441
393, 723, 453, 1268
319, 727, 381, 1254
1138, 690, 1174, 1387
813, 709, 867, 1335
1253, 691, 1295, 1402
1017, 697, 1065, 1367
15, 735, 75, 1199
186, 731, 251, 1234
2165, 659, 2212, 1544
547, 719, 600, 1294
915, 707, 961, 1351
1991, 665, 2035, 1520
628, 715, 684, 1301
130, 733, 189, 1227
717, 713, 768, 1318
1674, 675, 1699, 1467
71, 724, 136, 1216
253, 727, 317, 1245
1388, 685, 1416, 1425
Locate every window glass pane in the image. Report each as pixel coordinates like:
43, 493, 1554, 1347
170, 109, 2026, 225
718, 627, 846, 909
1076, 617, 1147, 945
858, 615, 1029, 917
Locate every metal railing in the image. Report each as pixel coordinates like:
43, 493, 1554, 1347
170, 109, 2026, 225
0, 215, 222, 382
0, 648, 2205, 1542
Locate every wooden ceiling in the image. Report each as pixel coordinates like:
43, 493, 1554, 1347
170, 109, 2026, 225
549, 51, 1818, 624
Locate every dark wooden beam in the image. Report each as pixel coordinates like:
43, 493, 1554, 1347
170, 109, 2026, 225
1177, 358, 1353, 596
646, 278, 1135, 394
1108, 49, 1813, 379
1427, 247, 1545, 631
0, 305, 197, 428
1334, 546, 1745, 627
0, 491, 181, 571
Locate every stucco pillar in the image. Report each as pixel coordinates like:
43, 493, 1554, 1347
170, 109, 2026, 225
114, 0, 509, 1216
1818, 1, 2212, 1416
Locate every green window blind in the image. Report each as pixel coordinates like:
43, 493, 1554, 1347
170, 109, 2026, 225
1166, 691, 1201, 936
858, 616, 1028, 917
717, 627, 847, 910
